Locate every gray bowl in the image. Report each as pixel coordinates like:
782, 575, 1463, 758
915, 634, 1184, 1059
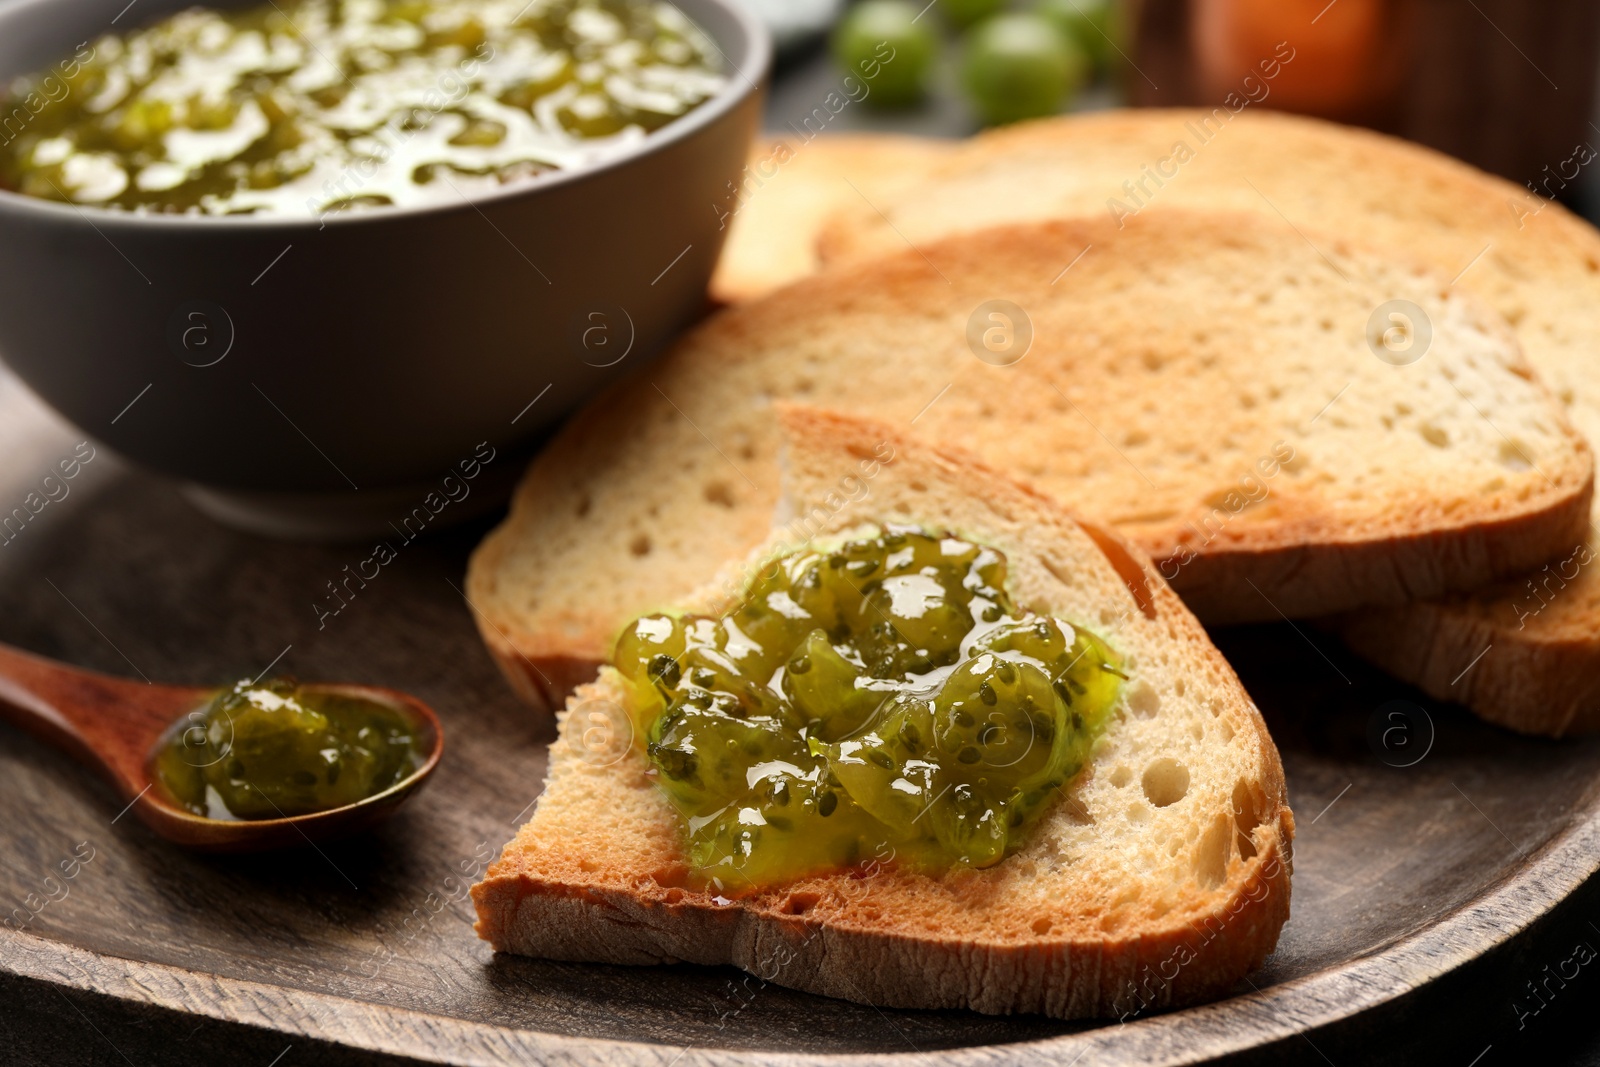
0, 0, 768, 537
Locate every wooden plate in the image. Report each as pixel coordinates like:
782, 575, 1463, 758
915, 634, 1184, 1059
2, 371, 1598, 1066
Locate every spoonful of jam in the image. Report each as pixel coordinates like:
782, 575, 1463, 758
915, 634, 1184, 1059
0, 642, 442, 851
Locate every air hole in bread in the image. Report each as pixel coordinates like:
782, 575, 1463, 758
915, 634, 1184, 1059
630, 533, 653, 557
662, 888, 686, 903
780, 891, 821, 915
1193, 813, 1231, 889
1420, 423, 1449, 448
703, 481, 736, 508
1233, 780, 1263, 860
1142, 758, 1190, 808
908, 480, 927, 492
1108, 764, 1133, 788
1059, 795, 1094, 824
1498, 439, 1533, 471
1126, 680, 1160, 719
1031, 917, 1053, 936
652, 864, 689, 888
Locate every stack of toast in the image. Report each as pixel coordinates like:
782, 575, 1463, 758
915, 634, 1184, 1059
467, 111, 1600, 1019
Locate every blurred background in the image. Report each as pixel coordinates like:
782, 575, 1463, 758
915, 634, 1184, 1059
748, 0, 1600, 220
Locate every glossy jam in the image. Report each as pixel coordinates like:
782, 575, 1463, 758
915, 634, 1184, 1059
613, 526, 1124, 892
151, 676, 424, 819
0, 0, 724, 215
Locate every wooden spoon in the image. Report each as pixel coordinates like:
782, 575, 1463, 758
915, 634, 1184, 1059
0, 642, 443, 852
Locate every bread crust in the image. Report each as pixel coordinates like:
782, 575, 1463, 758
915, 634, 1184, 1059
474, 827, 1291, 1017
1163, 483, 1594, 625
473, 405, 1295, 1019
1334, 599, 1600, 737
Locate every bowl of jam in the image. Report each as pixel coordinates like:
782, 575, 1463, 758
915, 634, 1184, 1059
0, 0, 767, 536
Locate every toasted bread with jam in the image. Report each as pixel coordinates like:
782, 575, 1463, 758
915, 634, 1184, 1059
472, 405, 1295, 1019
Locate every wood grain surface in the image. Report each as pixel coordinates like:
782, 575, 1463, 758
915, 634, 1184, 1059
2, 371, 1599, 1066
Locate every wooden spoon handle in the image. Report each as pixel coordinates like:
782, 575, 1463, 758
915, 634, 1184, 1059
0, 642, 208, 801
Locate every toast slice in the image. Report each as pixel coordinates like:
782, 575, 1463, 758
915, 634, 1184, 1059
708, 134, 953, 304
472, 404, 1295, 1019
815, 108, 1600, 736
1332, 577, 1600, 737
465, 208, 1592, 711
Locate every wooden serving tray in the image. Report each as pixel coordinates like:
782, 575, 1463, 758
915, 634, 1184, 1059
3, 370, 1599, 1066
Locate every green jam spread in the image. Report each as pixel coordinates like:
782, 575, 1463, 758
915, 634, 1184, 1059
151, 676, 424, 819
614, 525, 1124, 891
0, 0, 724, 215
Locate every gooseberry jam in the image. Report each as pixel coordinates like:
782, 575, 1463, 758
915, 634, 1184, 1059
151, 676, 424, 819
614, 525, 1124, 891
0, 0, 725, 214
